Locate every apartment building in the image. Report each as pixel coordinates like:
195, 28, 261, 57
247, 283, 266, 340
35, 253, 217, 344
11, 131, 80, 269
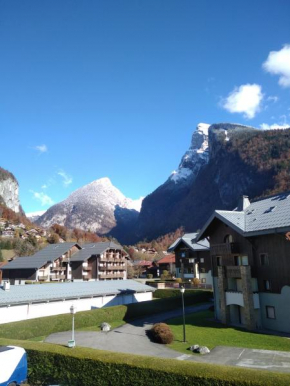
197, 193, 290, 333
70, 241, 128, 281
1, 243, 81, 283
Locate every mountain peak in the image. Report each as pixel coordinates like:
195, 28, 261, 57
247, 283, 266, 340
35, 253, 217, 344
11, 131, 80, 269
90, 177, 112, 186
169, 123, 210, 184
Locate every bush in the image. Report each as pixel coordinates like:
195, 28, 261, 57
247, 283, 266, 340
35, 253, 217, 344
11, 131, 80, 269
175, 278, 182, 283
193, 277, 201, 286
151, 323, 174, 344
147, 274, 153, 279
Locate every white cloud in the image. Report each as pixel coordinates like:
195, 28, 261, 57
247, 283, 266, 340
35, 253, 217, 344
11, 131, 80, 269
263, 45, 290, 88
260, 115, 290, 130
58, 170, 73, 187
267, 95, 279, 103
30, 190, 54, 206
260, 123, 289, 130
35, 144, 48, 153
222, 84, 264, 119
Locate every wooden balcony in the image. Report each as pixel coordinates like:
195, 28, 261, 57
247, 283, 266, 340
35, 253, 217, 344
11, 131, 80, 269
50, 274, 66, 280
38, 276, 49, 281
211, 243, 240, 255
226, 266, 242, 278
51, 266, 66, 271
99, 273, 124, 279
82, 266, 92, 271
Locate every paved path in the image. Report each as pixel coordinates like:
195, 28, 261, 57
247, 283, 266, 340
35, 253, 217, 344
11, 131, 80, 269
45, 304, 290, 373
46, 304, 209, 359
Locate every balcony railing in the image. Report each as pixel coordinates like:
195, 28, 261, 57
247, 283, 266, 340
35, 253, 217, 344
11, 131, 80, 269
50, 274, 66, 280
211, 243, 240, 255
99, 273, 124, 279
51, 266, 66, 271
226, 266, 242, 278
38, 276, 49, 281
82, 266, 92, 271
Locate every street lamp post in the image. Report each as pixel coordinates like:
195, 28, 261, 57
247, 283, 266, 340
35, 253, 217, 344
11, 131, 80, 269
68, 304, 76, 348
180, 286, 186, 342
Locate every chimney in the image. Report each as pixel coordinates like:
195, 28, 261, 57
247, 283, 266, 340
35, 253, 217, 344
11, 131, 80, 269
237, 195, 250, 211
3, 281, 10, 291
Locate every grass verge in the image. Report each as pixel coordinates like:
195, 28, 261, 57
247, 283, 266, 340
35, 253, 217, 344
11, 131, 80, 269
167, 310, 290, 354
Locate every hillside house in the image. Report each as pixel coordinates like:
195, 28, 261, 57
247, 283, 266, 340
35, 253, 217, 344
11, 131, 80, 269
168, 233, 212, 286
197, 193, 290, 333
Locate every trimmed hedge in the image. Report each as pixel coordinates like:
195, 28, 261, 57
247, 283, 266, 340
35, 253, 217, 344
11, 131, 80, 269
153, 289, 212, 300
0, 338, 290, 386
0, 292, 211, 340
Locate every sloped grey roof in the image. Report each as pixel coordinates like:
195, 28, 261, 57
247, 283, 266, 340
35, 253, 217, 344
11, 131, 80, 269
1, 243, 80, 270
168, 232, 209, 252
0, 280, 155, 306
70, 241, 127, 262
198, 191, 290, 239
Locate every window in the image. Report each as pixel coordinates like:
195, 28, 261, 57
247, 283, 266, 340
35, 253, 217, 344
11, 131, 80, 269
234, 256, 240, 266
241, 256, 248, 266
201, 278, 206, 283
217, 256, 222, 266
200, 258, 204, 263
260, 253, 269, 266
180, 252, 186, 258
266, 306, 276, 319
224, 234, 233, 243
264, 280, 271, 291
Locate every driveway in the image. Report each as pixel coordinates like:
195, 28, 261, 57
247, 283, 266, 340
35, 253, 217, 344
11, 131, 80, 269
45, 304, 290, 373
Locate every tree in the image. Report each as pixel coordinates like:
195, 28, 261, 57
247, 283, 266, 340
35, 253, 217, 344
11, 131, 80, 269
0, 248, 3, 262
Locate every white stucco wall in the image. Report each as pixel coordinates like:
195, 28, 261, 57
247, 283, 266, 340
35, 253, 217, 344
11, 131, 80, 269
0, 291, 153, 324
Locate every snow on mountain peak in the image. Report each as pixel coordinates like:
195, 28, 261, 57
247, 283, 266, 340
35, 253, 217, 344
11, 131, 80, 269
169, 123, 210, 184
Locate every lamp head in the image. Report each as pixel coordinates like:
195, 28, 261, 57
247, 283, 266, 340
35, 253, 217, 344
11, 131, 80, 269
70, 305, 76, 314
180, 286, 185, 294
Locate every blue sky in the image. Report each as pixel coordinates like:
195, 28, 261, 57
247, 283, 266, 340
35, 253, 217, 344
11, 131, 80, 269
1, 0, 290, 213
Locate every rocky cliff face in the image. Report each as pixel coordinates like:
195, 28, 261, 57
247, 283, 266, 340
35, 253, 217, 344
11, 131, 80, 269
36, 178, 142, 242
133, 123, 286, 242
0, 167, 20, 213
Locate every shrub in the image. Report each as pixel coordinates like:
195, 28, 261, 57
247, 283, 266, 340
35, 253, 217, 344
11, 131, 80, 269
193, 277, 201, 286
147, 274, 153, 279
175, 278, 182, 283
151, 323, 174, 344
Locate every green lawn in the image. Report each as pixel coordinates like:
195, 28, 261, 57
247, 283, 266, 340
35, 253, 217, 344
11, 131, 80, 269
167, 310, 290, 354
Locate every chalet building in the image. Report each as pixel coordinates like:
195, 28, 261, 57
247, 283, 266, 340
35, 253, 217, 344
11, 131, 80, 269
157, 254, 175, 276
1, 241, 129, 283
70, 242, 128, 281
168, 233, 212, 285
1, 243, 81, 284
197, 193, 290, 333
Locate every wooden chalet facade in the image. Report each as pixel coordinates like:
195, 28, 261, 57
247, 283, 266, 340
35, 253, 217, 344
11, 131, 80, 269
198, 193, 290, 333
168, 233, 212, 286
